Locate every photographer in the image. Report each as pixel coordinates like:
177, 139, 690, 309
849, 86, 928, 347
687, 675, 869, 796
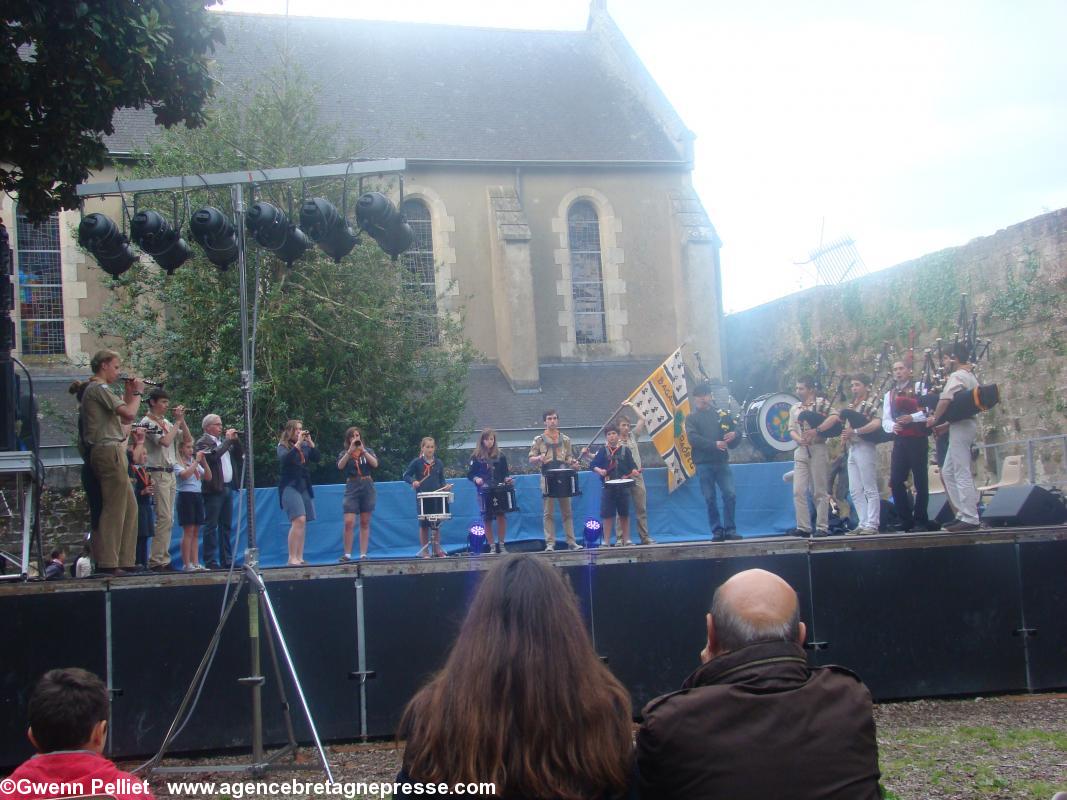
278, 420, 320, 566
141, 388, 191, 572
337, 426, 378, 562
196, 414, 244, 570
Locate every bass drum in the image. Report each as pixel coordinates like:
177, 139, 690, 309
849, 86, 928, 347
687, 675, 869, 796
744, 393, 799, 457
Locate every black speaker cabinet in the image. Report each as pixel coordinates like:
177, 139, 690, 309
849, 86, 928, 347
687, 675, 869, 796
927, 492, 956, 528
983, 484, 1067, 527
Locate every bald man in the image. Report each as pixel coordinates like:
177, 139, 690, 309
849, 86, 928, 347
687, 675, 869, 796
636, 569, 881, 800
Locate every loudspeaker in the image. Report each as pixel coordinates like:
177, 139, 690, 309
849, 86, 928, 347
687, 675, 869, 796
982, 484, 1067, 528
928, 493, 956, 528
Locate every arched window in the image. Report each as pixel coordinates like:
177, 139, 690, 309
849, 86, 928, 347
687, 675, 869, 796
16, 211, 66, 356
401, 198, 438, 345
567, 201, 606, 344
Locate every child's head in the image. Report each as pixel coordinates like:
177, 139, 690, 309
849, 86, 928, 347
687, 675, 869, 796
604, 423, 619, 445
179, 440, 194, 460
420, 437, 436, 458
27, 668, 109, 754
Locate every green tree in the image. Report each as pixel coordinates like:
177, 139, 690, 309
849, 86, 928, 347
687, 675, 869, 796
87, 69, 474, 485
1, 1, 223, 220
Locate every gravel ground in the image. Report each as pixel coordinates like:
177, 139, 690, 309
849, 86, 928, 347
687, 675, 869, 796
136, 694, 1067, 799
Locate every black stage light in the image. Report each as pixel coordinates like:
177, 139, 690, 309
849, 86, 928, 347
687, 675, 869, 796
189, 206, 239, 270
299, 198, 358, 262
77, 214, 138, 277
355, 192, 414, 258
246, 202, 310, 265
130, 210, 192, 275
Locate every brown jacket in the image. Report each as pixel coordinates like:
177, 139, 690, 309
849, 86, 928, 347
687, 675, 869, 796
636, 640, 881, 800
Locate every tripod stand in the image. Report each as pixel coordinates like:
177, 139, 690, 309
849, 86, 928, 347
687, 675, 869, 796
136, 183, 331, 780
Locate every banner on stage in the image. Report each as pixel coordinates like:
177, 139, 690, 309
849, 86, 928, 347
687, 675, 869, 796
625, 348, 695, 492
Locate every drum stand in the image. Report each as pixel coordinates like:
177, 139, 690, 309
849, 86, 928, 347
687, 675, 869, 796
417, 519, 445, 558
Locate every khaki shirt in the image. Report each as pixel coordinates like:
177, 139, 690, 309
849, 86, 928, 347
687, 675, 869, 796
620, 434, 644, 470
81, 380, 126, 446
788, 402, 826, 447
141, 415, 179, 468
529, 432, 574, 467
940, 368, 978, 401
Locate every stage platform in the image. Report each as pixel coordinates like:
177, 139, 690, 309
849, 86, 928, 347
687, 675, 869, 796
2, 525, 1065, 767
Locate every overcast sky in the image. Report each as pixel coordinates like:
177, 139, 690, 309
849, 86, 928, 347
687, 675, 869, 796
212, 0, 1067, 312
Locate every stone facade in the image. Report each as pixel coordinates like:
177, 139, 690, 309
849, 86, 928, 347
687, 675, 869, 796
725, 208, 1067, 491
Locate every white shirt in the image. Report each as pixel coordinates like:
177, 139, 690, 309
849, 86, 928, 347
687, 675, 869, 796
882, 381, 928, 434
75, 556, 92, 578
208, 433, 233, 484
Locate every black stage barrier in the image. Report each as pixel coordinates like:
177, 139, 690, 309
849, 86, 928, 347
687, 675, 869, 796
0, 589, 107, 767
1017, 539, 1067, 691
808, 543, 1027, 700
108, 581, 267, 755
3, 532, 1066, 764
360, 570, 484, 738
590, 554, 811, 712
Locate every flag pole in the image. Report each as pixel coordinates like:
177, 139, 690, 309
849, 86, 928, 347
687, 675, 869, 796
578, 342, 693, 459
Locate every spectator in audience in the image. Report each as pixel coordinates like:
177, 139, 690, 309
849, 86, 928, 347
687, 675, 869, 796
636, 568, 881, 800
74, 544, 93, 579
43, 550, 66, 581
6, 667, 154, 800
397, 555, 636, 800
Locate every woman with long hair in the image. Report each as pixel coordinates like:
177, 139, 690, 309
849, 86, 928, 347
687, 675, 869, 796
467, 427, 512, 554
398, 555, 635, 800
337, 426, 378, 561
277, 419, 319, 566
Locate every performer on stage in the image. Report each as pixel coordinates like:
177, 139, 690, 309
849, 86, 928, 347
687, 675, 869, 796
277, 420, 319, 566
78, 350, 145, 576
126, 425, 155, 569
882, 361, 931, 532
590, 424, 639, 546
788, 377, 838, 537
618, 412, 653, 544
142, 388, 191, 572
529, 410, 582, 551
175, 438, 210, 572
468, 428, 512, 555
685, 383, 741, 542
337, 426, 378, 561
403, 437, 451, 558
841, 375, 882, 534
929, 346, 981, 531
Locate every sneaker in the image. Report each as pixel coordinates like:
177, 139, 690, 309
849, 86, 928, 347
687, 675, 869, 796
544, 542, 556, 552
359, 553, 368, 560
195, 563, 210, 572
206, 561, 222, 570
943, 520, 981, 532
724, 532, 743, 541
568, 542, 584, 551
711, 533, 726, 542
812, 529, 830, 538
786, 528, 811, 538
640, 538, 657, 545
338, 554, 352, 564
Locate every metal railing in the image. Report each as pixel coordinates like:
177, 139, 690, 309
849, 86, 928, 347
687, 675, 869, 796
973, 434, 1067, 488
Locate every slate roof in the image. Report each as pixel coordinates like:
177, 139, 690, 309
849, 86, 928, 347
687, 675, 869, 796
105, 13, 686, 163
461, 360, 663, 433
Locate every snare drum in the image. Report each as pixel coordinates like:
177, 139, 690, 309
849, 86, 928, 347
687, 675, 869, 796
604, 478, 635, 489
544, 468, 580, 498
484, 483, 518, 515
417, 491, 453, 522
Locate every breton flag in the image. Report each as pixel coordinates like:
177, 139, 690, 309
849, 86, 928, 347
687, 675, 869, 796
625, 348, 695, 492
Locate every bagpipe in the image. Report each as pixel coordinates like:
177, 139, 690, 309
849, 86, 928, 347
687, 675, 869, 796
695, 351, 743, 449
837, 342, 894, 444
930, 295, 1000, 425
797, 351, 844, 438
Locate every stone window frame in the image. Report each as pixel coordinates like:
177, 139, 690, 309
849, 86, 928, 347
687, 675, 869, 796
553, 188, 629, 358
400, 185, 458, 309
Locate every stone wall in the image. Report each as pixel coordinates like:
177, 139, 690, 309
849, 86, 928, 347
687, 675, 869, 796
725, 208, 1067, 490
